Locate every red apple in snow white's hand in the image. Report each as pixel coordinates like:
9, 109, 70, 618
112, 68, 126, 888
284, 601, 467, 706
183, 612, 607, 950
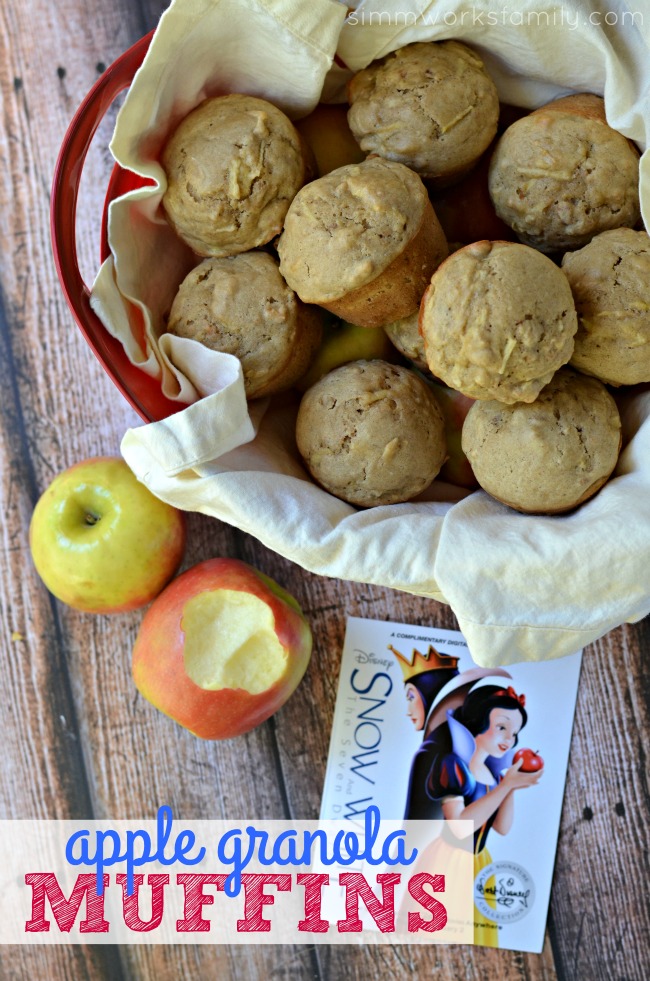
29, 457, 185, 614
513, 748, 544, 773
132, 559, 313, 739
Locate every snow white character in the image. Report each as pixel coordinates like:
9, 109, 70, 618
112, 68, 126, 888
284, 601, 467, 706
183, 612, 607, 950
389, 643, 544, 946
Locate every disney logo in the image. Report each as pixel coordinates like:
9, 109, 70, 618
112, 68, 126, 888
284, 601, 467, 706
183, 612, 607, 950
476, 875, 531, 909
353, 649, 392, 671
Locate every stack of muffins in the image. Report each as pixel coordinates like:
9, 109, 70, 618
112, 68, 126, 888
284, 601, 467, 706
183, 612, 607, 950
159, 41, 648, 515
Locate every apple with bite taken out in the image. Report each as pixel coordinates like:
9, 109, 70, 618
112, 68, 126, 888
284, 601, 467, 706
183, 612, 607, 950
132, 558, 313, 739
513, 748, 544, 773
29, 457, 185, 613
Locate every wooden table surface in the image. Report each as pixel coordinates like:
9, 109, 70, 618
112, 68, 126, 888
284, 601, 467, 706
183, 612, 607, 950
1, 1, 649, 978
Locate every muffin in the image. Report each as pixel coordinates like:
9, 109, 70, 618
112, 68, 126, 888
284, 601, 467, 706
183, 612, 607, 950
461, 369, 622, 514
562, 228, 650, 386
296, 361, 447, 507
347, 41, 499, 187
162, 94, 309, 257
420, 241, 578, 403
166, 251, 323, 399
489, 94, 640, 252
277, 157, 448, 328
383, 311, 428, 371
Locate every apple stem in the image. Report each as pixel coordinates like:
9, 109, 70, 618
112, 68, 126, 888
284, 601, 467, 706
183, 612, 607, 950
84, 512, 99, 526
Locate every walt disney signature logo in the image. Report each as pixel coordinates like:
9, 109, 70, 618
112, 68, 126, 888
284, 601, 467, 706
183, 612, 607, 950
476, 875, 531, 909
474, 861, 536, 924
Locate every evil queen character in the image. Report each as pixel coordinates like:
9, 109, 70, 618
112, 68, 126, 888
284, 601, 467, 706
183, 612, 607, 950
389, 644, 544, 947
388, 643, 463, 820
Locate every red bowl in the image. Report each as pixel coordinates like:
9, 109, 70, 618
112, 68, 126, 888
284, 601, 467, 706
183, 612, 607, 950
51, 31, 190, 423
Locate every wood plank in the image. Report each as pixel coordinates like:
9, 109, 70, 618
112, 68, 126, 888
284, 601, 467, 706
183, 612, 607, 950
0, 277, 127, 981
0, 6, 138, 974
0, 0, 251, 978
547, 620, 650, 981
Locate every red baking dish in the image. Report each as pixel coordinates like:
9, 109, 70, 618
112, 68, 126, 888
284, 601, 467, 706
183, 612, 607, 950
51, 31, 188, 423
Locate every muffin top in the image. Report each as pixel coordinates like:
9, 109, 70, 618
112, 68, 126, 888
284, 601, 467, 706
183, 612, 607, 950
488, 94, 640, 252
162, 94, 306, 257
347, 40, 499, 182
562, 228, 650, 386
296, 360, 447, 507
166, 251, 321, 399
461, 369, 622, 514
277, 157, 429, 304
420, 240, 578, 403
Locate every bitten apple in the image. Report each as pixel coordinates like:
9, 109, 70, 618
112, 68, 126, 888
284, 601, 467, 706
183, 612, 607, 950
29, 457, 185, 613
513, 748, 544, 773
132, 558, 313, 739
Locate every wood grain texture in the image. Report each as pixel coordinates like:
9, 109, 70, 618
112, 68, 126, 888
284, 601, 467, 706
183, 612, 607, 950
0, 0, 648, 978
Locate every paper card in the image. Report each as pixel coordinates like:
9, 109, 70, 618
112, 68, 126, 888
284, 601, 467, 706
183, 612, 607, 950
320, 616, 582, 952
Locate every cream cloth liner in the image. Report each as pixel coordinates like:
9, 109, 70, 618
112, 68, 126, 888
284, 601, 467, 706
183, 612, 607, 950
90, 0, 650, 666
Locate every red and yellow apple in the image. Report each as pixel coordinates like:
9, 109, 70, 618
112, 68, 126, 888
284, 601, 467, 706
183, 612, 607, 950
132, 558, 313, 739
29, 457, 185, 613
296, 104, 365, 177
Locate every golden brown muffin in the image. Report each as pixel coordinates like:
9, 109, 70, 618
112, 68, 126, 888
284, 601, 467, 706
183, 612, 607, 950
561, 228, 650, 386
166, 251, 323, 399
277, 157, 448, 328
461, 368, 622, 514
488, 94, 640, 253
420, 241, 578, 403
347, 40, 499, 187
296, 360, 447, 507
383, 311, 428, 371
162, 94, 308, 257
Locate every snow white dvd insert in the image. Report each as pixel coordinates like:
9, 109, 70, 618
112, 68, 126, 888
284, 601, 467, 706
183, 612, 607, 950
320, 617, 582, 952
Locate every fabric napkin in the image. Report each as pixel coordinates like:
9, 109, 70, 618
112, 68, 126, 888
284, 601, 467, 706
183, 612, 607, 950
92, 0, 650, 666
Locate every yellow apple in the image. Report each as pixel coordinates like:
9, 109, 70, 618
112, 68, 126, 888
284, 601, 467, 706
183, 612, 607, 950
296, 104, 365, 177
296, 320, 398, 391
29, 457, 185, 613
